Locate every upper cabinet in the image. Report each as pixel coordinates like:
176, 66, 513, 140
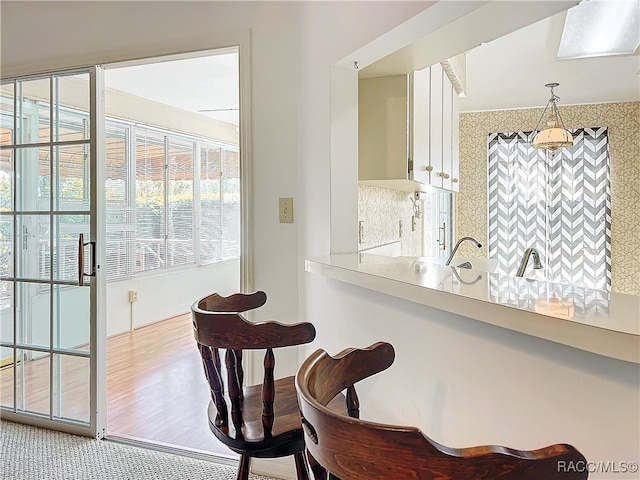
359, 63, 460, 192
358, 74, 410, 188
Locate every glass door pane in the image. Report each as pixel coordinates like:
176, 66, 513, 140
0, 70, 101, 435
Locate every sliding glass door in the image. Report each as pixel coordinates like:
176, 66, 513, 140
0, 68, 105, 437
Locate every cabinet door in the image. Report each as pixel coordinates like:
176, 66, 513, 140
441, 77, 453, 191
429, 63, 444, 188
358, 75, 409, 181
410, 68, 430, 184
450, 88, 460, 192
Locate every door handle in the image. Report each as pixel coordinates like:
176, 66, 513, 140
438, 222, 446, 250
78, 233, 96, 286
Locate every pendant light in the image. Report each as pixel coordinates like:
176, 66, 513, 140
532, 83, 573, 152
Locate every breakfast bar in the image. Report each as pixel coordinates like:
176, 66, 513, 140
306, 253, 640, 364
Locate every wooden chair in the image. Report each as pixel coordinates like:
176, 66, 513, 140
295, 342, 589, 480
192, 291, 316, 480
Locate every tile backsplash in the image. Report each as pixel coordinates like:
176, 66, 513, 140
358, 184, 422, 256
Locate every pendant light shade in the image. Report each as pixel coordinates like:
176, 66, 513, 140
532, 83, 573, 152
533, 126, 574, 150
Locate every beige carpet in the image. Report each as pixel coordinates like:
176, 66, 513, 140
0, 420, 282, 480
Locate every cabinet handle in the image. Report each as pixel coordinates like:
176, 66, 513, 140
438, 172, 450, 179
438, 222, 446, 250
425, 165, 433, 172
452, 178, 459, 183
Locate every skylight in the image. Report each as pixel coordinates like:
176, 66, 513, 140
557, 0, 640, 59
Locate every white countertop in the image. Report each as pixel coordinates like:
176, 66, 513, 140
306, 253, 640, 364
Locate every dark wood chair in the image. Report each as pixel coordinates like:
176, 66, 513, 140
295, 342, 589, 480
192, 290, 316, 480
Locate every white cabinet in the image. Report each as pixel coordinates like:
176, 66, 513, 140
359, 64, 460, 192
450, 89, 460, 192
358, 75, 409, 186
410, 63, 459, 192
410, 68, 429, 185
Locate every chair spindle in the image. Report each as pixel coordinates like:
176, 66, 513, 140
198, 343, 227, 427
307, 452, 328, 480
235, 349, 244, 400
346, 385, 359, 419
226, 348, 244, 435
262, 347, 275, 436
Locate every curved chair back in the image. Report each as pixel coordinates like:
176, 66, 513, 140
296, 342, 589, 480
192, 291, 316, 480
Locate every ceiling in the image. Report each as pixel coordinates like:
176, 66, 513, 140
360, 1, 639, 113
100, 2, 638, 120
459, 9, 640, 112
105, 51, 239, 126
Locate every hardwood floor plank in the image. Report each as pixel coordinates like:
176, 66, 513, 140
106, 314, 237, 456
0, 314, 237, 458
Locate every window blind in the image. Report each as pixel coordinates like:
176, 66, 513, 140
167, 139, 194, 267
135, 129, 166, 273
200, 145, 222, 265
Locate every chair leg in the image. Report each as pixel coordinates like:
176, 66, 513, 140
306, 451, 327, 480
237, 454, 251, 480
294, 451, 310, 480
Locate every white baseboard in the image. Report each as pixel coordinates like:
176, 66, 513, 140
251, 456, 296, 479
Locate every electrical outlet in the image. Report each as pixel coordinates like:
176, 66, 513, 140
279, 198, 294, 223
128, 290, 138, 303
358, 221, 365, 244
399, 220, 403, 238
412, 215, 417, 232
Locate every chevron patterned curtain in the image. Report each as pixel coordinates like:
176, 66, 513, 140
487, 127, 611, 291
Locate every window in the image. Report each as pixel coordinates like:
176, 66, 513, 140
0, 74, 93, 303
105, 119, 240, 280
0, 86, 240, 283
487, 127, 611, 291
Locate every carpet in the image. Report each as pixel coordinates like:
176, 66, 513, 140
0, 420, 281, 480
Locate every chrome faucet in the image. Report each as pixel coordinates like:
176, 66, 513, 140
516, 247, 543, 277
445, 237, 482, 266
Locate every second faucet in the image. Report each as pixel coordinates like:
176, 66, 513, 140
516, 247, 543, 277
445, 237, 482, 266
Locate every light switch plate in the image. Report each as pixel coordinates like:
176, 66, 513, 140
279, 197, 294, 223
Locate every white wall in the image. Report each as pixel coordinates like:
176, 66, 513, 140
9, 3, 633, 480
1, 2, 433, 477
303, 274, 640, 479
1, 0, 431, 336
297, 2, 640, 480
106, 260, 239, 336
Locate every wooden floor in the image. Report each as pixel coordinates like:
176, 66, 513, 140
106, 314, 236, 456
0, 314, 237, 458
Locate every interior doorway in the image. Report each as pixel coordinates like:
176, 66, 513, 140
102, 50, 242, 457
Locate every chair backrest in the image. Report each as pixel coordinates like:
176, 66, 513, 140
192, 291, 316, 436
296, 342, 589, 480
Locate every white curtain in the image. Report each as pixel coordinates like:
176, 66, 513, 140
487, 127, 611, 292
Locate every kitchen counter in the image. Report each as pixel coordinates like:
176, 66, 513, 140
305, 253, 640, 364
